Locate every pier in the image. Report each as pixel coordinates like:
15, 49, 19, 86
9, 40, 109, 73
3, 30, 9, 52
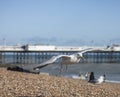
0, 44, 120, 65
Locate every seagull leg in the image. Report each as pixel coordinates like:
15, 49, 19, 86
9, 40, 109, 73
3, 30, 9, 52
59, 64, 63, 74
65, 64, 68, 72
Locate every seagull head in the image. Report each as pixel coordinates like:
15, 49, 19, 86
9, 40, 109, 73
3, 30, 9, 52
76, 53, 84, 59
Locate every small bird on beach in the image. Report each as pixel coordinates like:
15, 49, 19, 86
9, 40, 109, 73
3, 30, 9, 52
33, 48, 102, 73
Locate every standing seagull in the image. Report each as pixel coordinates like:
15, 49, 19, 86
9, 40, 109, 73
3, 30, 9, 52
33, 48, 100, 72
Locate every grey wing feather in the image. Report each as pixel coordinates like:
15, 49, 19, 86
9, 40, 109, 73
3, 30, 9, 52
33, 55, 70, 69
79, 48, 103, 54
80, 48, 93, 54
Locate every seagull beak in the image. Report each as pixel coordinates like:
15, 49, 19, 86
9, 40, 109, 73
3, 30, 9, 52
78, 56, 84, 59
81, 56, 85, 59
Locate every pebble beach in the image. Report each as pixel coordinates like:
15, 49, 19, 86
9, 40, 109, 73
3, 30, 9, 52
0, 68, 120, 97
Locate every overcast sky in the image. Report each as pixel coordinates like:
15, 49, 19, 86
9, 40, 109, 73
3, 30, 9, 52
0, 0, 120, 46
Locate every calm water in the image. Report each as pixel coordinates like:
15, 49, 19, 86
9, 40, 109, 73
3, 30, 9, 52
34, 63, 120, 82
2, 55, 120, 82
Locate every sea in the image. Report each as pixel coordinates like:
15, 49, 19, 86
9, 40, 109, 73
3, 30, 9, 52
2, 55, 120, 83
23, 63, 120, 83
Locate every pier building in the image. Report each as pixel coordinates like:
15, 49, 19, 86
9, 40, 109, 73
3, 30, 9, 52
0, 44, 120, 65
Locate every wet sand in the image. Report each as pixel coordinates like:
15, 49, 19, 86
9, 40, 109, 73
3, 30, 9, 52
0, 68, 120, 97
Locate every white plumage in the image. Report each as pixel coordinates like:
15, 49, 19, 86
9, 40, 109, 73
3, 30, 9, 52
33, 48, 101, 71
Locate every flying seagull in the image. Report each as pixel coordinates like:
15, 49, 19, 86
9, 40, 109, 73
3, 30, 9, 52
33, 48, 101, 72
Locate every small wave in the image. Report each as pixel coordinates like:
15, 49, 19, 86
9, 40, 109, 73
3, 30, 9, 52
64, 74, 86, 80
64, 74, 120, 84
105, 80, 120, 84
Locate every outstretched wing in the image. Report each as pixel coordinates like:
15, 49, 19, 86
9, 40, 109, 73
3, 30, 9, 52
78, 48, 104, 54
33, 55, 70, 70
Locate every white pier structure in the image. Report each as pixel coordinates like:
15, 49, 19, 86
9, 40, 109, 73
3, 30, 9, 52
0, 44, 120, 65
0, 45, 98, 52
0, 44, 120, 52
